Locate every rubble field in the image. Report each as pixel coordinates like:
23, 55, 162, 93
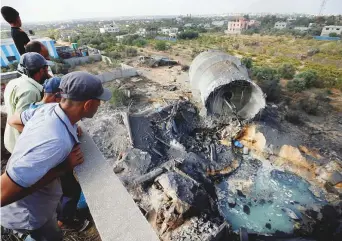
84, 57, 342, 241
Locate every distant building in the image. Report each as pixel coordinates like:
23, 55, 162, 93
321, 25, 342, 36
294, 26, 309, 32
184, 23, 193, 28
136, 27, 157, 37
226, 18, 249, 34
212, 21, 225, 27
248, 20, 261, 28
1, 37, 58, 67
204, 23, 211, 29
308, 23, 316, 28
159, 27, 178, 36
274, 22, 288, 29
116, 34, 135, 42
99, 22, 120, 33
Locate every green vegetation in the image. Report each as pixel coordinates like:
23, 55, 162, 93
329, 32, 339, 37
252, 66, 281, 102
241, 57, 253, 69
178, 31, 199, 40
155, 41, 168, 51
278, 63, 296, 79
109, 87, 127, 107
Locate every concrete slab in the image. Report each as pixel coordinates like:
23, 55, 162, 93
75, 122, 160, 241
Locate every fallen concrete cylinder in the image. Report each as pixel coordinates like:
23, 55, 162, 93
189, 50, 266, 120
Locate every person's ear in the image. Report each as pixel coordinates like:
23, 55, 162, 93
83, 99, 94, 112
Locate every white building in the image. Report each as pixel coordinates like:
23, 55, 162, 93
226, 18, 249, 34
294, 26, 309, 32
184, 23, 193, 28
274, 22, 288, 29
159, 27, 178, 36
99, 22, 120, 34
211, 21, 225, 27
321, 25, 342, 36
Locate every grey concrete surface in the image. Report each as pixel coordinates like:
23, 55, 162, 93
63, 54, 102, 67
96, 64, 138, 83
75, 122, 160, 241
0, 71, 20, 83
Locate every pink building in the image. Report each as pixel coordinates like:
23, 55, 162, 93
226, 18, 249, 34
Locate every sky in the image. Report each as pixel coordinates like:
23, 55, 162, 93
1, 0, 341, 23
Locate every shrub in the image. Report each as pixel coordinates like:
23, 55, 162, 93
241, 57, 253, 69
296, 70, 318, 88
307, 48, 320, 56
155, 41, 167, 51
278, 63, 296, 79
178, 31, 199, 40
252, 67, 281, 102
133, 38, 147, 47
125, 47, 138, 57
109, 87, 127, 107
108, 51, 121, 59
287, 78, 307, 92
329, 32, 338, 37
8, 62, 19, 71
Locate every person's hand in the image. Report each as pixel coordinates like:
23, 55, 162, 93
77, 125, 83, 137
64, 145, 84, 171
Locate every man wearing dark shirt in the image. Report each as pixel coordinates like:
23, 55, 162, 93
1, 6, 30, 55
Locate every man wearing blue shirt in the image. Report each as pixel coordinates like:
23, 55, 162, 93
1, 71, 112, 240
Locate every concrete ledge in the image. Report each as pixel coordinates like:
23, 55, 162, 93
0, 71, 20, 83
75, 122, 159, 241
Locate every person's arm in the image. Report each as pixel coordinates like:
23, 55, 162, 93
1, 145, 83, 207
8, 108, 38, 133
7, 112, 24, 133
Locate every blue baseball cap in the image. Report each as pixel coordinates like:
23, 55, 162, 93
59, 71, 112, 101
43, 77, 61, 94
18, 52, 48, 71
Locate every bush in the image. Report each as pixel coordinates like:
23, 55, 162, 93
241, 57, 253, 69
155, 41, 167, 51
125, 47, 138, 57
287, 78, 306, 92
307, 48, 320, 56
178, 31, 199, 40
98, 43, 108, 50
8, 62, 18, 71
109, 87, 127, 107
329, 32, 338, 37
296, 70, 318, 88
133, 38, 147, 47
252, 67, 281, 102
278, 63, 296, 79
107, 51, 121, 59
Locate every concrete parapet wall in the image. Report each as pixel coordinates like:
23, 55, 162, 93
75, 122, 160, 241
96, 64, 138, 83
63, 54, 102, 67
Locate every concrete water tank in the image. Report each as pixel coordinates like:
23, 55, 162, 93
189, 50, 266, 120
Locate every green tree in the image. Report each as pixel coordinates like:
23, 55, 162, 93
329, 32, 338, 37
178, 31, 199, 40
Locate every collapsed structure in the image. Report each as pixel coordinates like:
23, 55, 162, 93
189, 51, 265, 120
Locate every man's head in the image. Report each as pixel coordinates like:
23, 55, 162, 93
18, 52, 50, 84
42, 77, 62, 103
25, 41, 50, 60
1, 6, 21, 27
59, 72, 112, 120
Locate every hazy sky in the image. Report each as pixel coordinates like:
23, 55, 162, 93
1, 0, 341, 23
